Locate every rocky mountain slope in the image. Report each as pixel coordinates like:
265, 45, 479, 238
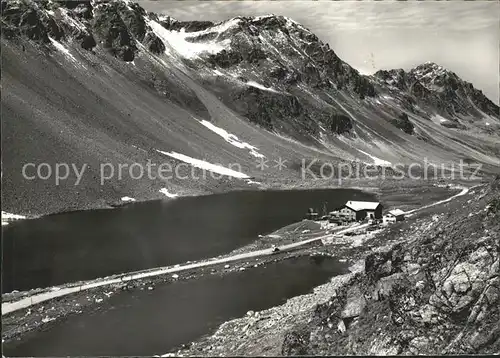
282, 180, 500, 355
180, 179, 500, 356
2, 0, 499, 215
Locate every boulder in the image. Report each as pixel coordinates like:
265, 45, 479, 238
341, 287, 367, 318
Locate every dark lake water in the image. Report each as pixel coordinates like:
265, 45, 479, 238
2, 188, 375, 292
4, 255, 348, 357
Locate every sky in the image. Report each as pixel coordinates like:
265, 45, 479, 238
139, 0, 499, 104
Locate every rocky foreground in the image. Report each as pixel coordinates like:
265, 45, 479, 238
180, 179, 500, 356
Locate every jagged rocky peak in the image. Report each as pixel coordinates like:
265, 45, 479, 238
1, 0, 375, 98
377, 62, 449, 80
375, 62, 459, 91
158, 13, 315, 36
167, 13, 376, 97
375, 62, 499, 118
91, 0, 152, 60
374, 68, 412, 91
151, 13, 317, 47
1, 0, 57, 42
1, 0, 95, 48
0, 0, 168, 60
410, 62, 499, 116
154, 14, 214, 33
411, 62, 461, 89
240, 14, 316, 35
412, 61, 446, 75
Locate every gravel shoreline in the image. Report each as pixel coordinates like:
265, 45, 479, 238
2, 248, 330, 345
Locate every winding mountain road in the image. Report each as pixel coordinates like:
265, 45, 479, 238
405, 186, 471, 215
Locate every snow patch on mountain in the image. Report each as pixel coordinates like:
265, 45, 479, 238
431, 114, 450, 124
246, 81, 280, 94
49, 37, 83, 68
159, 188, 178, 198
216, 68, 284, 94
325, 93, 359, 123
155, 150, 250, 179
148, 19, 231, 60
357, 149, 392, 167
199, 120, 265, 158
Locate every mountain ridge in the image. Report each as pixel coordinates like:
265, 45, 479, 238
374, 62, 498, 119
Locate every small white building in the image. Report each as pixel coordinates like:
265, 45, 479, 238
383, 209, 405, 224
330, 201, 382, 222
